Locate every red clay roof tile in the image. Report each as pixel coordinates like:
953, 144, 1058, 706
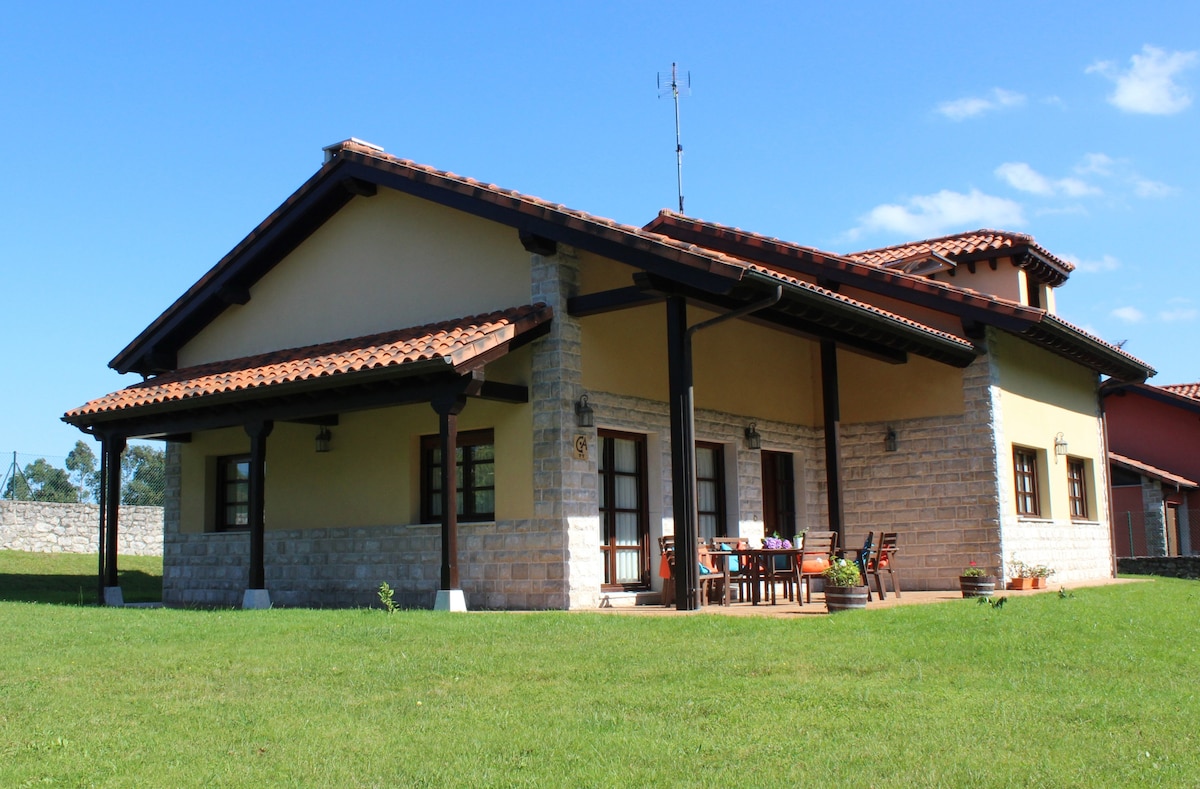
1161, 382, 1200, 400
1109, 451, 1198, 488
847, 229, 1075, 276
67, 304, 550, 419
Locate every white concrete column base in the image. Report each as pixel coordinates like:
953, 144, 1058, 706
242, 589, 272, 610
103, 587, 124, 607
434, 589, 468, 612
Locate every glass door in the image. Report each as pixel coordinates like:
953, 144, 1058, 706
599, 430, 649, 589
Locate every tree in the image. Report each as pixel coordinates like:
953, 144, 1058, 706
121, 444, 165, 506
65, 440, 100, 503
3, 458, 77, 503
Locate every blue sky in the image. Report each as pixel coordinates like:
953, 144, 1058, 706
2, 1, 1197, 457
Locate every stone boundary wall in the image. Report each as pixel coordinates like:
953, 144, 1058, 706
163, 519, 564, 608
0, 501, 163, 556
1117, 556, 1200, 580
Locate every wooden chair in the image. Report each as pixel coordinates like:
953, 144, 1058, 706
710, 537, 752, 603
865, 532, 900, 600
853, 531, 875, 601
697, 541, 727, 606
798, 531, 838, 605
658, 536, 675, 607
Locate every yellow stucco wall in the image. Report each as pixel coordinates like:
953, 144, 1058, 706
177, 393, 533, 534
992, 331, 1103, 520
577, 252, 967, 426
178, 189, 533, 367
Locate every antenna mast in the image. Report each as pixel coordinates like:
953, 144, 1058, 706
658, 63, 690, 213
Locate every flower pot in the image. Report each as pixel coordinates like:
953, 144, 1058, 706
825, 584, 868, 612
960, 575, 996, 598
1033, 577, 1047, 589
1006, 578, 1035, 590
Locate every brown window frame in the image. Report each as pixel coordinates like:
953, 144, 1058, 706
598, 429, 650, 590
1013, 447, 1040, 517
420, 428, 495, 523
216, 454, 251, 532
1067, 458, 1088, 520
696, 441, 727, 540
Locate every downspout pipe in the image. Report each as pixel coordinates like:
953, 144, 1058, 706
671, 285, 782, 610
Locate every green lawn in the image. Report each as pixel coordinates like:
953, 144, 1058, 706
0, 549, 162, 605
0, 552, 1197, 787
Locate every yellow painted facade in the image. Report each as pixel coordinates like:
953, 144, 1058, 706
992, 331, 1103, 521
179, 189, 533, 367
178, 350, 535, 534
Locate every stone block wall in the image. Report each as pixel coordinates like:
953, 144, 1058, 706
0, 500, 163, 556
838, 356, 1003, 590
1117, 556, 1200, 579
163, 518, 567, 609
1003, 518, 1113, 584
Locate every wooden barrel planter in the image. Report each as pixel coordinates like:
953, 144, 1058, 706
825, 585, 868, 612
959, 575, 996, 598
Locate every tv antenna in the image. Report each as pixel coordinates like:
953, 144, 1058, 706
657, 63, 690, 213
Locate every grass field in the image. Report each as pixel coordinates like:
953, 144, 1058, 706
0, 551, 1197, 787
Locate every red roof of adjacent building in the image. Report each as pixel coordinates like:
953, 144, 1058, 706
1109, 452, 1198, 489
66, 304, 551, 421
1161, 382, 1200, 400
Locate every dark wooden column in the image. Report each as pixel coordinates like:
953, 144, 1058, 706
667, 295, 700, 610
820, 340, 845, 545
245, 419, 273, 590
100, 434, 126, 595
431, 393, 467, 590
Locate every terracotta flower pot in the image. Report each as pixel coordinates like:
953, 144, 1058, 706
1006, 577, 1035, 590
960, 575, 996, 598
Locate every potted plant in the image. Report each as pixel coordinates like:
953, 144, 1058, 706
822, 557, 867, 612
959, 562, 996, 598
1031, 564, 1055, 589
1006, 556, 1036, 590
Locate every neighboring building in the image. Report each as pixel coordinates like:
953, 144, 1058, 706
64, 139, 1153, 610
1103, 383, 1200, 556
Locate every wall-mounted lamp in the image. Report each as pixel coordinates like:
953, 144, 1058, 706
1054, 432, 1068, 460
575, 394, 594, 428
884, 426, 898, 453
744, 423, 762, 450
315, 427, 332, 453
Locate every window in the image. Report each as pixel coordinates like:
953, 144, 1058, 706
1067, 459, 1088, 520
216, 454, 250, 531
598, 430, 649, 588
696, 442, 727, 540
420, 429, 495, 523
1013, 447, 1040, 517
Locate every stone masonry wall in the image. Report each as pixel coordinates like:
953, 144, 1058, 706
838, 355, 1003, 590
1117, 556, 1200, 579
0, 500, 163, 556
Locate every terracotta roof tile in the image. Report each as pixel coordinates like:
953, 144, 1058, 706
67, 304, 550, 419
1109, 451, 1198, 489
1161, 382, 1200, 400
847, 229, 1075, 275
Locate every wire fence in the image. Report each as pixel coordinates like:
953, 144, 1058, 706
1, 445, 165, 506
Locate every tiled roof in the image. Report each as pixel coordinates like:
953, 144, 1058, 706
1109, 452, 1198, 489
847, 229, 1075, 282
1161, 382, 1200, 400
643, 211, 1153, 382
67, 304, 550, 420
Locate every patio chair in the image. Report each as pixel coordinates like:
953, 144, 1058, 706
798, 530, 837, 605
697, 541, 727, 606
853, 531, 875, 601
865, 532, 901, 600
658, 536, 675, 607
710, 537, 752, 603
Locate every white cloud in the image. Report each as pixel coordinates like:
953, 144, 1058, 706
1160, 307, 1198, 322
1111, 306, 1145, 323
1074, 153, 1114, 176
1087, 45, 1198, 115
994, 162, 1101, 197
853, 189, 1025, 238
936, 88, 1026, 120
1133, 178, 1177, 198
1064, 253, 1120, 274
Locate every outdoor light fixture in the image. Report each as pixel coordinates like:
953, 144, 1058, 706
575, 394, 594, 428
744, 423, 762, 450
884, 426, 898, 453
1054, 432, 1068, 460
315, 427, 332, 453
